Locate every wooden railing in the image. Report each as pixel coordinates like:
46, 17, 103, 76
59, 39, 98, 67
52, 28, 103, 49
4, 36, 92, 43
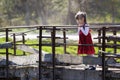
0, 24, 120, 80
99, 50, 120, 80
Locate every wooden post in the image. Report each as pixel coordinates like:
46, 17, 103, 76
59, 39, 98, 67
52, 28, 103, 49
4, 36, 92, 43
102, 27, 106, 51
38, 27, 42, 80
22, 33, 26, 55
6, 28, 9, 79
98, 29, 101, 50
51, 27, 56, 80
63, 29, 66, 54
13, 33, 16, 55
102, 27, 106, 80
113, 30, 117, 54
102, 52, 106, 80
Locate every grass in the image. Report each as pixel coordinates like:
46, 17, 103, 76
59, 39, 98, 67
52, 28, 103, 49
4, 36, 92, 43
0, 38, 80, 55
0, 37, 38, 56
0, 37, 119, 55
0, 37, 120, 62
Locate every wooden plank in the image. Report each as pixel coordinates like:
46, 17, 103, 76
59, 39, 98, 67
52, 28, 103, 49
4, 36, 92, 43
107, 36, 120, 42
0, 42, 12, 49
16, 44, 38, 46
94, 36, 105, 39
99, 50, 120, 57
107, 63, 120, 68
17, 44, 39, 54
94, 35, 120, 42
10, 33, 27, 36
0, 77, 20, 80
2, 24, 120, 29
16, 43, 62, 47
37, 36, 68, 39
95, 44, 120, 48
0, 29, 12, 32
105, 54, 120, 58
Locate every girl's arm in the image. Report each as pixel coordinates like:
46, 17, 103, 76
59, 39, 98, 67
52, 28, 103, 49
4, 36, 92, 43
78, 27, 80, 34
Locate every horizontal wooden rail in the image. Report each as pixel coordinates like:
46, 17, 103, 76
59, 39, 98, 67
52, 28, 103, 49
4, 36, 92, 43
0, 23, 120, 29
107, 64, 120, 68
0, 29, 12, 32
99, 50, 120, 61
37, 36, 68, 39
11, 33, 27, 36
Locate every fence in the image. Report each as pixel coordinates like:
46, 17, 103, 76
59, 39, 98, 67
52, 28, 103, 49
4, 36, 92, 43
0, 23, 120, 80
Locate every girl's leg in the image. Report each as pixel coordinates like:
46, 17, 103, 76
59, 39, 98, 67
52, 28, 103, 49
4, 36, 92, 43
87, 54, 96, 70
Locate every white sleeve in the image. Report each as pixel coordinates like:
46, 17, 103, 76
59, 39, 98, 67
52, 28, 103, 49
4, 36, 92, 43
81, 27, 89, 36
78, 27, 80, 35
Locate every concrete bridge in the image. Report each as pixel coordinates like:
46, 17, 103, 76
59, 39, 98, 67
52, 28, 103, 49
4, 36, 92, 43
0, 24, 120, 80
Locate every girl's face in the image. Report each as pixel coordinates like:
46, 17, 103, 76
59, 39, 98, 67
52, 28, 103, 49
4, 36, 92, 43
76, 17, 85, 25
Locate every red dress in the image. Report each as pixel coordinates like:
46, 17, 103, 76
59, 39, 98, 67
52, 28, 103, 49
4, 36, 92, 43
78, 27, 95, 55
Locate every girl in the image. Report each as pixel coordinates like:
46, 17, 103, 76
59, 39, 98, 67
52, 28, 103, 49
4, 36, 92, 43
75, 11, 95, 56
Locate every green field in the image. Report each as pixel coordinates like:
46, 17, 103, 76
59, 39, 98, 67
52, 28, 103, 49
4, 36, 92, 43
0, 37, 120, 55
0, 37, 120, 62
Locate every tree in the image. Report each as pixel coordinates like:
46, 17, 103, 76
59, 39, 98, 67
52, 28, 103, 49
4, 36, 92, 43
0, 0, 120, 27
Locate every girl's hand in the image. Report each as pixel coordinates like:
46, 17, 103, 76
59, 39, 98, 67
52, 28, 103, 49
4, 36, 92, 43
89, 29, 93, 32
